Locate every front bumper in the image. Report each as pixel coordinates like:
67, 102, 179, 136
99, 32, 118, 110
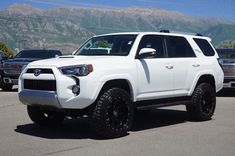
3, 77, 18, 85
19, 90, 61, 108
18, 66, 101, 109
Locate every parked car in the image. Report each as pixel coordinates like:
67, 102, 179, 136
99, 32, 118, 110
0, 50, 7, 87
0, 49, 62, 91
19, 31, 223, 138
216, 48, 235, 89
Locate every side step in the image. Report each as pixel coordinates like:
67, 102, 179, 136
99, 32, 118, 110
135, 96, 191, 110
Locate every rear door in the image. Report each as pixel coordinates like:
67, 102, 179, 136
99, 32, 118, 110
165, 36, 198, 95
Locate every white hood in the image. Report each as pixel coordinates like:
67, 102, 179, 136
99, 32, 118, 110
28, 55, 128, 68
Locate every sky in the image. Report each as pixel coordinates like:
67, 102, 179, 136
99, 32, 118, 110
1, 0, 235, 23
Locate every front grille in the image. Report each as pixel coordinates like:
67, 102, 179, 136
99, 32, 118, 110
4, 64, 23, 74
24, 79, 56, 91
26, 68, 53, 74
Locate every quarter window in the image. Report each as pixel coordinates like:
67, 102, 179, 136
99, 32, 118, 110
193, 38, 215, 56
166, 36, 195, 58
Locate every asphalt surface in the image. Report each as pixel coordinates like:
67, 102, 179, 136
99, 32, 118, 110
0, 89, 235, 156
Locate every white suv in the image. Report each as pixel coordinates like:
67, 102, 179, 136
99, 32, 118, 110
19, 31, 224, 138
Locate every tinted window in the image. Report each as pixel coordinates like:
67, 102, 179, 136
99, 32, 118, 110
194, 38, 215, 56
166, 36, 195, 58
138, 35, 165, 58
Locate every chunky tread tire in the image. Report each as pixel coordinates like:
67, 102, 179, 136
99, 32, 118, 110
187, 83, 216, 121
89, 88, 134, 138
27, 106, 65, 126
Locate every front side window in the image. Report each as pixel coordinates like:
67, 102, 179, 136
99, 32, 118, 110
137, 35, 165, 58
75, 35, 137, 56
166, 36, 195, 58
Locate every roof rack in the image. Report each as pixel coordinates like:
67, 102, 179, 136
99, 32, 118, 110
160, 30, 170, 33
159, 30, 203, 36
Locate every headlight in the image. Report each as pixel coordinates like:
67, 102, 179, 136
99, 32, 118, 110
59, 64, 93, 76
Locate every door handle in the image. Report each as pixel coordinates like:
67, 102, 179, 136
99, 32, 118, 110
192, 64, 200, 67
166, 65, 174, 69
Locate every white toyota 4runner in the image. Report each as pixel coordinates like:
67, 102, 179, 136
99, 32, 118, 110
19, 31, 224, 138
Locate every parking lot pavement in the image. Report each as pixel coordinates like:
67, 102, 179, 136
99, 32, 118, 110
0, 89, 235, 156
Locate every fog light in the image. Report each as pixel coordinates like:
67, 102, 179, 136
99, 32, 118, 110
72, 85, 80, 95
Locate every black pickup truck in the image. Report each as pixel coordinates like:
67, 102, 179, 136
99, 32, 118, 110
0, 49, 62, 91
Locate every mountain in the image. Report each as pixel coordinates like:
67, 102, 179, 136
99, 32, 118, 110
0, 4, 235, 54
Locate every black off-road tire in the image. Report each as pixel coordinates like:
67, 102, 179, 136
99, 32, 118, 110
186, 83, 216, 121
1, 84, 13, 91
89, 88, 134, 138
27, 106, 65, 126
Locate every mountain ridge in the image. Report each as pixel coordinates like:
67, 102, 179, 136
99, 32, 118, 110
0, 4, 235, 53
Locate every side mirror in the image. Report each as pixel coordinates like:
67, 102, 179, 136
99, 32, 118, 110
138, 48, 156, 59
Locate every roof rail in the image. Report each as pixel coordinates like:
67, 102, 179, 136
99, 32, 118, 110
159, 30, 203, 36
160, 30, 170, 33
195, 33, 203, 36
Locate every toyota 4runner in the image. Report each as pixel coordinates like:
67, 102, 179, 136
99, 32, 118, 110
18, 31, 224, 138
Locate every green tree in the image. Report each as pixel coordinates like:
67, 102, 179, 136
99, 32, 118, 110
219, 40, 235, 49
0, 42, 15, 58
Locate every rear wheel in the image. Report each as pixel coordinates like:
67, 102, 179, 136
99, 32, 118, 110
186, 83, 216, 121
27, 106, 65, 126
89, 88, 134, 138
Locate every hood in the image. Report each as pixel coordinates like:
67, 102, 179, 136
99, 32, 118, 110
28, 55, 128, 67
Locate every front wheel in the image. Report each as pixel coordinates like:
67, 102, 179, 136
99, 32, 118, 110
186, 83, 216, 121
27, 106, 65, 126
89, 88, 134, 138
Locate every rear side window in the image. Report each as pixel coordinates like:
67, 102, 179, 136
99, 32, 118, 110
193, 38, 215, 56
166, 36, 195, 58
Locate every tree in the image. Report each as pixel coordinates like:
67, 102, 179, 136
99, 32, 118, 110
0, 42, 15, 58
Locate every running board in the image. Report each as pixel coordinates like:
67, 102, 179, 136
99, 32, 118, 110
135, 96, 191, 110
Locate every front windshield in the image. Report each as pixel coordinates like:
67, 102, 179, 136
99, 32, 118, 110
75, 34, 137, 56
15, 50, 48, 59
217, 49, 235, 59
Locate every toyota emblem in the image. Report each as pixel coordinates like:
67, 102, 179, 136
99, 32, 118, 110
34, 69, 41, 76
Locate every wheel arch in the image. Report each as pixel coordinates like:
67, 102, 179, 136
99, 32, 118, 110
96, 79, 135, 102
189, 74, 216, 96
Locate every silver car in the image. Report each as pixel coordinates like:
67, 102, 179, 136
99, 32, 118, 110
216, 48, 235, 89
